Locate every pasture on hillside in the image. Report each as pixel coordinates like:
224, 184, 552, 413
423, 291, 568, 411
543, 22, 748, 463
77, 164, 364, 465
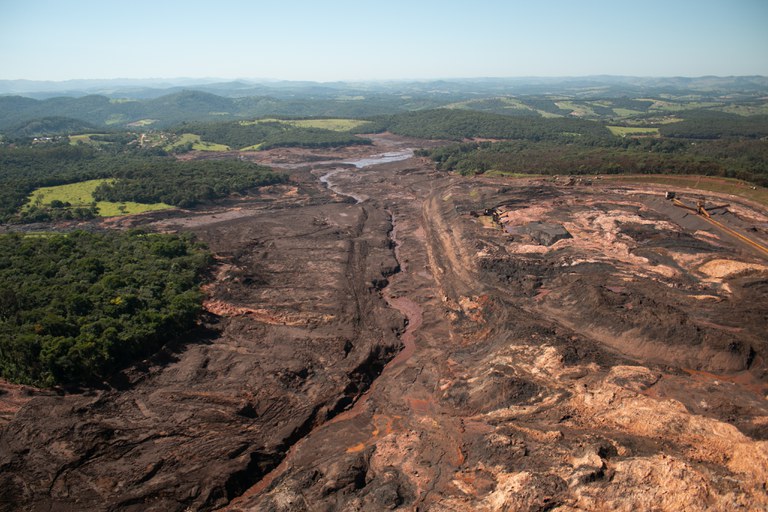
26, 179, 174, 217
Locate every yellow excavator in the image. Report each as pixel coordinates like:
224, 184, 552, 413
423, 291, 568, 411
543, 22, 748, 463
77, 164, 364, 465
670, 195, 768, 258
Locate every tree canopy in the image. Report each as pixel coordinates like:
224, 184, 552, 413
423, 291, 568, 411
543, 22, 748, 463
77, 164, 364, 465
0, 231, 211, 387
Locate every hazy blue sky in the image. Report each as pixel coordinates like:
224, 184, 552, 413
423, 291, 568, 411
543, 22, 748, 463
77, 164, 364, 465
1, 0, 766, 81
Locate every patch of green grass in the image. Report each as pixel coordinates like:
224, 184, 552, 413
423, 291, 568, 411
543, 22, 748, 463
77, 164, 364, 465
637, 116, 683, 125
105, 114, 127, 125
289, 119, 371, 131
648, 100, 721, 112
602, 175, 768, 206
607, 126, 660, 136
127, 119, 158, 127
446, 97, 533, 112
69, 134, 92, 145
165, 133, 231, 152
240, 143, 263, 151
612, 108, 644, 117
27, 179, 111, 207
555, 101, 598, 117
719, 103, 768, 116
499, 98, 531, 109
537, 111, 564, 119
95, 201, 174, 216
241, 118, 371, 132
69, 134, 110, 146
26, 179, 173, 217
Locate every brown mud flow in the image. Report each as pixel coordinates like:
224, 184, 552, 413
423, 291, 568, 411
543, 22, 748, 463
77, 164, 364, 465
2, 134, 768, 511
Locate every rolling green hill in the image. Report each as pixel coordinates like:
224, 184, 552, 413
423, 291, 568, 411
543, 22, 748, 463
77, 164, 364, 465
3, 77, 767, 133
368, 109, 612, 141
6, 117, 99, 139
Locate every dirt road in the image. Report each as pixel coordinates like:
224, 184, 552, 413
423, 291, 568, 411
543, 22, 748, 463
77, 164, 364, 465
2, 135, 768, 511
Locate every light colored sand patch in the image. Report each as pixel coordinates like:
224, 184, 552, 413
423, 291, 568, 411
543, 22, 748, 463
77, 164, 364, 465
698, 259, 768, 279
497, 205, 554, 226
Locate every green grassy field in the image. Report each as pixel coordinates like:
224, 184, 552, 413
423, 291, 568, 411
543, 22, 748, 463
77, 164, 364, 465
105, 114, 127, 125
165, 133, 231, 152
127, 119, 158, 127
607, 126, 660, 136
555, 101, 598, 117
242, 118, 372, 131
602, 175, 768, 206
611, 108, 644, 117
498, 98, 531, 109
537, 111, 564, 119
95, 201, 174, 216
647, 100, 721, 112
446, 97, 535, 113
69, 134, 110, 146
26, 179, 174, 216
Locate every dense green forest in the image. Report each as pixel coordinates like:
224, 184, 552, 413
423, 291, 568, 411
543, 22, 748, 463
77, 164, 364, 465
0, 91, 434, 131
0, 144, 110, 222
0, 143, 286, 222
362, 107, 768, 186
657, 111, 768, 139
421, 131, 768, 185
364, 109, 612, 140
0, 231, 211, 386
92, 159, 286, 207
173, 120, 371, 150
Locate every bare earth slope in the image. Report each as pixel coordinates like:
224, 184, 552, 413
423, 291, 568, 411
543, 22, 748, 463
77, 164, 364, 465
2, 135, 767, 511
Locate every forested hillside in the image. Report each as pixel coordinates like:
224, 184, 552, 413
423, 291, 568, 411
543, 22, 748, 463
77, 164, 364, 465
0, 143, 286, 223
174, 120, 371, 150
0, 144, 109, 222
3, 76, 768, 132
658, 111, 768, 139
422, 138, 768, 185
92, 159, 286, 207
0, 231, 211, 386
365, 109, 612, 140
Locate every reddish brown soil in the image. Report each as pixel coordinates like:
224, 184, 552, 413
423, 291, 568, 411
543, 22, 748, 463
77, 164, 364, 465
2, 134, 768, 511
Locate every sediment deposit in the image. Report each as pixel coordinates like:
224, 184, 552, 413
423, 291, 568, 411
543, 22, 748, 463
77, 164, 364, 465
2, 134, 767, 511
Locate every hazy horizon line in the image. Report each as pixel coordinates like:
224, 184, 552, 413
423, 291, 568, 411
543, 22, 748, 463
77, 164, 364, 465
2, 74, 767, 84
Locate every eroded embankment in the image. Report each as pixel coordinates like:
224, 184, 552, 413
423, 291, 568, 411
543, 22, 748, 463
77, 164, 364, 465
0, 137, 424, 512
0, 204, 403, 511
225, 186, 424, 512
240, 173, 768, 511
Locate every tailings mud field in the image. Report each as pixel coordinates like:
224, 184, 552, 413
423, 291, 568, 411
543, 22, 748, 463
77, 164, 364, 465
2, 134, 768, 511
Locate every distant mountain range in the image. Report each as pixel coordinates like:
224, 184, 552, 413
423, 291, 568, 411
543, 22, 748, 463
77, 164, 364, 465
1, 76, 767, 134
2, 76, 767, 100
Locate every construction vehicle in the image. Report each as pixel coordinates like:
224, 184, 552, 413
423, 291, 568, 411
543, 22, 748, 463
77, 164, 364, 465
669, 194, 768, 258
671, 196, 730, 218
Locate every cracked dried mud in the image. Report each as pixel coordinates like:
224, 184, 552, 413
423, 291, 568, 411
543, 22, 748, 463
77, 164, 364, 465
2, 134, 768, 511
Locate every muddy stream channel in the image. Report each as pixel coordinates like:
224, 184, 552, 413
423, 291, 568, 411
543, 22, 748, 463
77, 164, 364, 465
228, 149, 421, 506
